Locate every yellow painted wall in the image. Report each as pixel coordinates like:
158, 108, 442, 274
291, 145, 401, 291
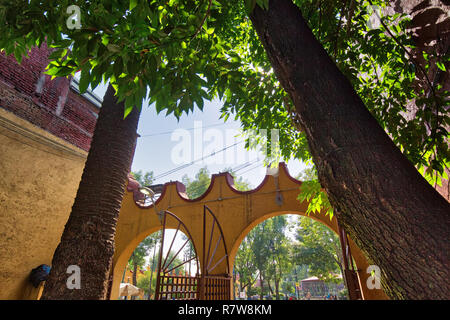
0, 107, 87, 299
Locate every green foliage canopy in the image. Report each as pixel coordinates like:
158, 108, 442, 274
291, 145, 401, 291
1, 0, 447, 217
127, 233, 159, 271
132, 170, 155, 187
293, 217, 343, 283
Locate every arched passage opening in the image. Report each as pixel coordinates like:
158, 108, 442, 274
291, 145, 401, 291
231, 213, 350, 300
229, 209, 387, 300
113, 223, 199, 300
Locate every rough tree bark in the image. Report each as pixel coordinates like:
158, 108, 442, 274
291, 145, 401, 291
41, 84, 140, 299
249, 0, 449, 299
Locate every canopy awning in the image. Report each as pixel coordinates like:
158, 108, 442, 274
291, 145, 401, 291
119, 283, 142, 296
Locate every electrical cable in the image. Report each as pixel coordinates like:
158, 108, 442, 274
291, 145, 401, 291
153, 140, 244, 181
183, 159, 263, 197
139, 122, 228, 138
238, 162, 264, 175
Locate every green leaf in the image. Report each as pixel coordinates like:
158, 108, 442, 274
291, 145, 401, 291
113, 56, 123, 77
244, 0, 257, 14
48, 48, 67, 61
436, 62, 446, 72
256, 0, 269, 10
123, 99, 134, 119
79, 66, 91, 93
129, 0, 138, 11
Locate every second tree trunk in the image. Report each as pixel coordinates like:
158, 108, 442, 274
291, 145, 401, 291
250, 0, 449, 299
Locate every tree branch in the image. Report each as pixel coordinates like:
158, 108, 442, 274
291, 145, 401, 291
191, 0, 213, 40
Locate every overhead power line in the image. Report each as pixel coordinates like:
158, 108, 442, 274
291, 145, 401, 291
139, 122, 228, 138
181, 159, 263, 198
238, 162, 264, 176
229, 160, 257, 173
233, 159, 261, 173
153, 140, 244, 181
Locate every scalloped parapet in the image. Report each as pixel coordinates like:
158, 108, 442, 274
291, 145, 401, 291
126, 162, 301, 208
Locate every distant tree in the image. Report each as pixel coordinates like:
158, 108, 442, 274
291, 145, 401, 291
264, 216, 292, 300
234, 215, 298, 300
127, 233, 159, 299
293, 217, 343, 283
180, 233, 196, 277
241, 216, 289, 300
146, 231, 161, 300
245, 220, 270, 300
282, 264, 309, 298
182, 167, 211, 199
234, 237, 258, 293
137, 250, 184, 299
136, 269, 157, 299
132, 170, 155, 187
223, 167, 253, 191
182, 166, 252, 199
296, 166, 317, 182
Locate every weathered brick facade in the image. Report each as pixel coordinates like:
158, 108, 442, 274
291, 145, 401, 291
0, 44, 99, 151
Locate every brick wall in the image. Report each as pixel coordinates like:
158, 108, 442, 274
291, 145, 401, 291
0, 44, 99, 151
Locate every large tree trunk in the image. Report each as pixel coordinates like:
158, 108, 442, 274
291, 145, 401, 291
41, 84, 140, 299
249, 0, 449, 299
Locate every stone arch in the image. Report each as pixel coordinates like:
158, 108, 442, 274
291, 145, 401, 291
110, 163, 388, 300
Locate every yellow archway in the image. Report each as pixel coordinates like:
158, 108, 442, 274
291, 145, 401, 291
111, 163, 388, 300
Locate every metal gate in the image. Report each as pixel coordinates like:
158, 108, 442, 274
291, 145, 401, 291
154, 210, 200, 300
199, 205, 231, 300
154, 206, 231, 300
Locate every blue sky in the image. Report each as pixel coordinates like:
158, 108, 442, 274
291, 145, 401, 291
90, 83, 306, 266
92, 82, 308, 189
